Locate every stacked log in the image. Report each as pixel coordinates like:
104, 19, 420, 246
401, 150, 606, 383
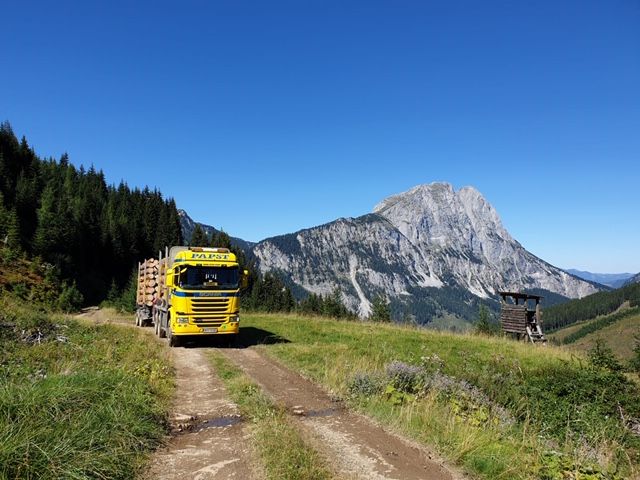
136, 258, 161, 306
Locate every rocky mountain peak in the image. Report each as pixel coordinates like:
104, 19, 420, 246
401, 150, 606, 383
186, 183, 603, 323
373, 182, 513, 254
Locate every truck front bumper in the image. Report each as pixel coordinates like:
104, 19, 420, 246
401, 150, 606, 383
172, 316, 240, 335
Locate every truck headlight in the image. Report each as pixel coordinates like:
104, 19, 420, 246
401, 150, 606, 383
176, 317, 189, 324
229, 314, 239, 323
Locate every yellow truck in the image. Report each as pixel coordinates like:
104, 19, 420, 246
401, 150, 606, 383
136, 246, 248, 347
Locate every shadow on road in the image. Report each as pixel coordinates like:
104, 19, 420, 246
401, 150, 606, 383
181, 327, 290, 349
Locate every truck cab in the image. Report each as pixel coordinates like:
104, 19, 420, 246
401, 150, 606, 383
153, 246, 248, 347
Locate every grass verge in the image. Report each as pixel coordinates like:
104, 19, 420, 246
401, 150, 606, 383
0, 297, 172, 479
242, 313, 640, 480
209, 351, 332, 480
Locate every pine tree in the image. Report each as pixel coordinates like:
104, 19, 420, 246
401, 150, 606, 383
0, 191, 8, 239
475, 304, 497, 335
588, 338, 623, 372
190, 224, 207, 246
5, 208, 21, 250
370, 295, 391, 322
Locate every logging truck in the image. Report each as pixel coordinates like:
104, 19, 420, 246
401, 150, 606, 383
136, 246, 248, 347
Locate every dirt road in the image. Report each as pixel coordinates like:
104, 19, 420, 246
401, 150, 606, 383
222, 347, 462, 480
80, 309, 462, 479
144, 346, 257, 480
78, 309, 257, 479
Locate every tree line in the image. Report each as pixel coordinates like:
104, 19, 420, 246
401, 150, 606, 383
0, 122, 182, 305
0, 122, 384, 320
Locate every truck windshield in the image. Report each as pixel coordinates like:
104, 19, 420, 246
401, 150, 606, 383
178, 266, 239, 290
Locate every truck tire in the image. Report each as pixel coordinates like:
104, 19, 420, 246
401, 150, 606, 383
168, 328, 181, 347
159, 312, 167, 339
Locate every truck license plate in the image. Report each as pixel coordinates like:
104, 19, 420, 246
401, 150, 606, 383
203, 328, 218, 333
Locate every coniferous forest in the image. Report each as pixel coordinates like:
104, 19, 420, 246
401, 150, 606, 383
0, 122, 352, 317
0, 122, 182, 304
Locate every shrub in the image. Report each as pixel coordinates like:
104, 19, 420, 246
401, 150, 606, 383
347, 372, 383, 397
630, 334, 640, 374
588, 338, 623, 373
57, 281, 84, 312
385, 361, 425, 393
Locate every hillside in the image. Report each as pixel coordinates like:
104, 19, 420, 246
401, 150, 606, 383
545, 281, 640, 330
0, 123, 183, 304
626, 272, 640, 286
550, 309, 640, 361
240, 312, 640, 479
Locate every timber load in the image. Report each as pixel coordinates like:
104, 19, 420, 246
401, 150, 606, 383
135, 258, 166, 326
136, 258, 162, 306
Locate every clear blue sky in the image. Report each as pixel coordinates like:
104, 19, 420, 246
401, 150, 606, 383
2, 1, 639, 272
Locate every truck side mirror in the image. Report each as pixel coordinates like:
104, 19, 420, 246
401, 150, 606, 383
241, 269, 249, 289
165, 271, 174, 287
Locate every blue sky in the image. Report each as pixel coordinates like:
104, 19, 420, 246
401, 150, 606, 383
2, 1, 639, 272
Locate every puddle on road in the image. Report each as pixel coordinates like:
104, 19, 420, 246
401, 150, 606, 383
173, 415, 243, 434
192, 415, 243, 432
299, 408, 341, 418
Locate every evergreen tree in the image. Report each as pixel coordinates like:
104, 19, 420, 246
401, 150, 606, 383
0, 191, 8, 239
475, 304, 498, 335
588, 338, 623, 373
5, 208, 21, 251
190, 224, 207, 246
370, 295, 391, 322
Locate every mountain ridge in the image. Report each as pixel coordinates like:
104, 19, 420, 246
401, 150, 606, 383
565, 269, 633, 288
250, 182, 600, 322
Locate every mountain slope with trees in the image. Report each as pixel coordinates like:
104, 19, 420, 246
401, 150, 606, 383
545, 281, 640, 331
0, 122, 182, 304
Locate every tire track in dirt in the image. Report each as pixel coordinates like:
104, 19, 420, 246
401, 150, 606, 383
144, 346, 257, 480
78, 309, 258, 479
222, 347, 465, 480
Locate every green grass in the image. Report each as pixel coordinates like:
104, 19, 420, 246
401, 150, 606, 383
0, 298, 173, 479
241, 313, 640, 480
209, 352, 332, 480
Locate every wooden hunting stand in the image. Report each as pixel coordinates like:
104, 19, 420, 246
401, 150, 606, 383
498, 292, 546, 344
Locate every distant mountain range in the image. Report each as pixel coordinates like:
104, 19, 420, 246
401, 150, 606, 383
564, 269, 635, 289
625, 272, 640, 286
180, 182, 601, 324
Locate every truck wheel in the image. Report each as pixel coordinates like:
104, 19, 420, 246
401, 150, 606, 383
159, 313, 167, 338
168, 328, 180, 347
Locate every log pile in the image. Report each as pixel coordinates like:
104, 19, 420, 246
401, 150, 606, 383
136, 258, 162, 306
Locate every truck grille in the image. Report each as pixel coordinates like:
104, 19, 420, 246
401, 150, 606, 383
190, 297, 230, 314
193, 317, 226, 327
